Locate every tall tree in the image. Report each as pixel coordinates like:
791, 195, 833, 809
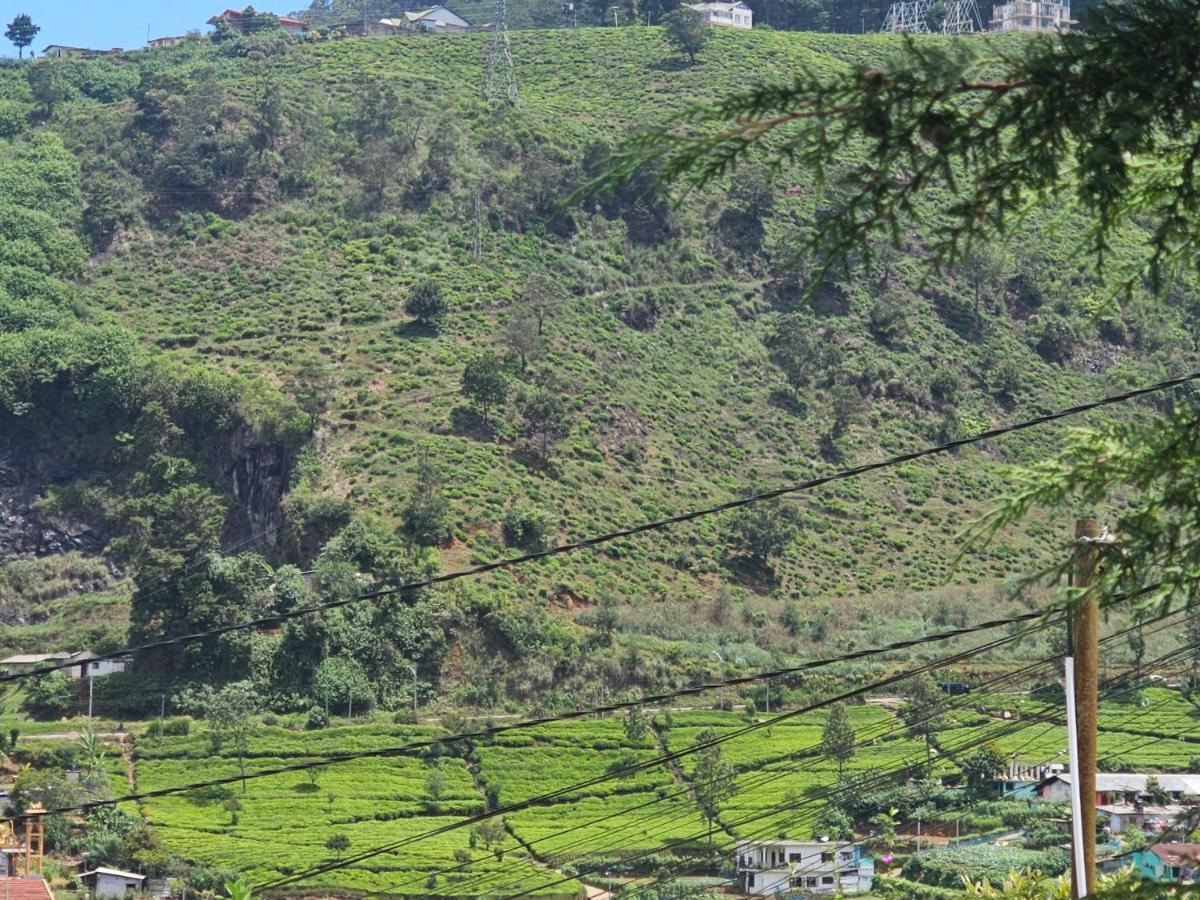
4, 14, 38, 58
207, 682, 258, 796
403, 450, 450, 546
692, 728, 737, 845
661, 7, 709, 64
461, 353, 508, 427
517, 382, 570, 465
899, 673, 948, 761
822, 703, 856, 775
405, 280, 447, 330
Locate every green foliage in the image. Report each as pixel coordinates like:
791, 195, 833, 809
4, 14, 38, 58
325, 832, 351, 860
691, 728, 737, 844
516, 382, 570, 466
402, 451, 451, 546
961, 746, 1005, 799
821, 702, 855, 774
405, 280, 447, 330
727, 497, 798, 577
501, 505, 555, 551
661, 9, 710, 63
902, 845, 1070, 889
461, 352, 509, 427
24, 672, 73, 719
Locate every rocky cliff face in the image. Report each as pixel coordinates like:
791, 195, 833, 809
0, 424, 296, 564
0, 445, 110, 559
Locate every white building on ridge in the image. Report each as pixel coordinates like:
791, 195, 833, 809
736, 838, 874, 895
685, 1, 754, 28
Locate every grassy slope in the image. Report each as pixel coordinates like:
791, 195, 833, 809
57, 27, 1195, 671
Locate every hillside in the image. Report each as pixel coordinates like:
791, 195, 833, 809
0, 26, 1195, 713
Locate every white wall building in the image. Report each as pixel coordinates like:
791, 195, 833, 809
80, 868, 145, 899
685, 1, 754, 28
393, 6, 473, 33
989, 0, 1073, 31
736, 839, 874, 895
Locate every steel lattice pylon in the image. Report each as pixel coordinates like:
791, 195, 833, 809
881, 0, 932, 32
941, 0, 982, 33
485, 0, 518, 106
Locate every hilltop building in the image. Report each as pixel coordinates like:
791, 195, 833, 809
736, 839, 874, 895
41, 46, 122, 58
397, 6, 473, 32
685, 1, 754, 28
207, 9, 307, 36
148, 35, 190, 49
988, 0, 1074, 31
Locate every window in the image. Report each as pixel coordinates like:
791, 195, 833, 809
805, 877, 817, 887
747, 874, 755, 888
91, 662, 100, 670
821, 876, 835, 886
821, 852, 834, 863
788, 853, 802, 863
839, 851, 853, 861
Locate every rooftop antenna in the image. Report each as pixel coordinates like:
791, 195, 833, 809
485, 0, 518, 106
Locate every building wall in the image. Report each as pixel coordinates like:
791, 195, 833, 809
93, 873, 142, 898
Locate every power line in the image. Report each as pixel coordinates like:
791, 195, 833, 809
6, 367, 1194, 687
253, 620, 1057, 890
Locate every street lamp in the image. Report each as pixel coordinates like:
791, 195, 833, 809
406, 666, 418, 721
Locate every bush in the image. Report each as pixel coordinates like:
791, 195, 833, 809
501, 506, 555, 551
305, 705, 328, 730
24, 672, 74, 719
160, 717, 192, 737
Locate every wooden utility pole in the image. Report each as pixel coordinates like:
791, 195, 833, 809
1073, 516, 1101, 897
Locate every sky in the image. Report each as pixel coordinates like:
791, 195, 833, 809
0, 1, 278, 56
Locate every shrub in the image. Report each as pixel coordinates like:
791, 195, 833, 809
160, 717, 192, 737
501, 506, 555, 551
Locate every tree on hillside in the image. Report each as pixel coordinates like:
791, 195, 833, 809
207, 682, 258, 796
325, 832, 351, 860
517, 382, 570, 466
402, 450, 450, 546
692, 728, 737, 844
961, 746, 1005, 799
24, 672, 72, 720
822, 703, 856, 775
727, 495, 799, 578
503, 307, 546, 374
405, 280, 447, 331
222, 797, 243, 826
461, 353, 508, 427
899, 673, 948, 761
4, 14, 38, 58
26, 61, 70, 118
661, 7, 709, 64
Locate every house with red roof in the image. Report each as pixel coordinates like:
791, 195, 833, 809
207, 8, 307, 37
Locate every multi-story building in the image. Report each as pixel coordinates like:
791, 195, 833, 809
989, 0, 1074, 31
735, 839, 875, 896
685, 2, 754, 29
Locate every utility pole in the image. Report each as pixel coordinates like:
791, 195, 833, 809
1069, 517, 1103, 898
472, 189, 483, 263
711, 651, 723, 710
87, 673, 94, 722
159, 694, 166, 740
407, 665, 418, 720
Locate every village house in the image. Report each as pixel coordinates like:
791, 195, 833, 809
398, 6, 473, 33
1101, 843, 1200, 882
685, 1, 754, 28
1042, 773, 1200, 807
41, 45, 122, 58
147, 35, 190, 49
80, 867, 145, 899
1097, 803, 1188, 836
0, 652, 128, 681
207, 9, 307, 37
736, 839, 874, 895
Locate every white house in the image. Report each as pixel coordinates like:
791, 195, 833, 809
1097, 803, 1187, 836
736, 839, 874, 895
0, 653, 72, 677
67, 652, 130, 680
393, 6, 472, 33
685, 1, 754, 28
988, 0, 1073, 31
148, 35, 190, 49
80, 867, 145, 899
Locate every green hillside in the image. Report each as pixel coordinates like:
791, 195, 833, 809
0, 26, 1194, 709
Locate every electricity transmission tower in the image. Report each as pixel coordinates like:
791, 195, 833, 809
880, 0, 932, 32
941, 0, 982, 33
485, 0, 518, 106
